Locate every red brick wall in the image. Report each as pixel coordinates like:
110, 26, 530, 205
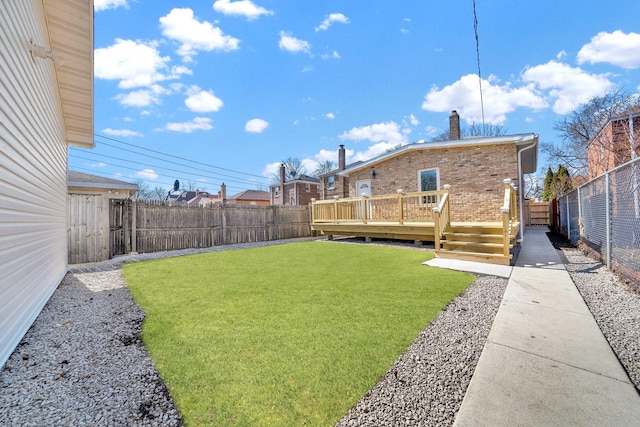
344, 144, 520, 222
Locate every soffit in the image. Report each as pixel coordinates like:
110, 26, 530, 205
43, 0, 94, 148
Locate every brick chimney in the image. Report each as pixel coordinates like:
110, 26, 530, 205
449, 110, 461, 140
220, 182, 226, 202
279, 163, 286, 205
338, 144, 346, 171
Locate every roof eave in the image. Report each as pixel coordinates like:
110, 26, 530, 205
44, 0, 94, 149
339, 133, 539, 176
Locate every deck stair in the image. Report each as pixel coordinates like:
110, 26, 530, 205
435, 223, 519, 266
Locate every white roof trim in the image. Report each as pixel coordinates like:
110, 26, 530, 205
43, 0, 94, 149
339, 133, 539, 175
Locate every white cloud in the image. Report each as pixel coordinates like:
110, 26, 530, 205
325, 112, 335, 119
339, 121, 409, 145
163, 117, 213, 133
136, 169, 158, 180
577, 30, 640, 70
185, 86, 224, 113
423, 125, 439, 137
116, 85, 168, 107
94, 0, 128, 11
213, 0, 273, 20
421, 74, 548, 124
91, 162, 106, 167
279, 31, 311, 54
262, 161, 281, 178
321, 51, 341, 60
95, 39, 174, 89
315, 13, 349, 31
348, 143, 402, 163
556, 50, 567, 60
101, 128, 143, 138
160, 8, 240, 61
408, 114, 419, 126
245, 118, 269, 133
522, 60, 615, 114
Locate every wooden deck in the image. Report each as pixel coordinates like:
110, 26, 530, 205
310, 182, 520, 265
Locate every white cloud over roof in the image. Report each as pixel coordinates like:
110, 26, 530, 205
577, 30, 640, 70
185, 86, 224, 113
94, 0, 128, 12
102, 128, 143, 138
163, 117, 213, 133
213, 0, 273, 20
160, 8, 240, 61
278, 31, 311, 54
315, 13, 350, 31
421, 74, 548, 124
522, 60, 615, 114
245, 118, 269, 133
95, 39, 175, 89
339, 121, 409, 146
136, 169, 158, 180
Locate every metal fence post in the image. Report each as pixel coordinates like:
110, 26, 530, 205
605, 172, 611, 267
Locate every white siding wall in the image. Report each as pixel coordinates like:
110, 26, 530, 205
0, 1, 69, 366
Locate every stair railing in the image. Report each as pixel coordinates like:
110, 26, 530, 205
501, 179, 518, 257
433, 184, 451, 250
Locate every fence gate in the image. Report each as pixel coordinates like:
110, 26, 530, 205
110, 199, 131, 257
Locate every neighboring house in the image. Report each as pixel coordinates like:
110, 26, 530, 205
587, 108, 640, 179
318, 111, 538, 225
227, 190, 271, 206
318, 145, 362, 200
173, 183, 227, 206
0, 1, 94, 366
67, 171, 138, 264
270, 165, 320, 206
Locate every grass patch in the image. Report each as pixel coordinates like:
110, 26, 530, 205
123, 241, 474, 426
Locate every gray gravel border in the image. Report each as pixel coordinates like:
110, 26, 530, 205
1, 236, 638, 426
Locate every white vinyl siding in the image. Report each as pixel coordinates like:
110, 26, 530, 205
0, 1, 70, 366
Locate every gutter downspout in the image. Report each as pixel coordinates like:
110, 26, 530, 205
517, 138, 538, 242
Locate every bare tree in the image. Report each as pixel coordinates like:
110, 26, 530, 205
524, 172, 543, 200
313, 160, 336, 177
151, 186, 167, 201
544, 89, 640, 176
132, 179, 152, 200
430, 123, 508, 142
182, 180, 198, 191
281, 157, 308, 179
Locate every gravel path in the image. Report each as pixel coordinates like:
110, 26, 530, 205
1, 235, 638, 426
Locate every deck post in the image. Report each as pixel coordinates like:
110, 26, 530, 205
362, 195, 368, 224
333, 195, 339, 224
397, 189, 404, 225
502, 179, 512, 257
433, 206, 441, 250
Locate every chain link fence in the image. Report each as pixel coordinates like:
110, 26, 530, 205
558, 157, 640, 286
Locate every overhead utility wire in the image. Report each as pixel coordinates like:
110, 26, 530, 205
73, 153, 268, 185
69, 165, 250, 193
93, 133, 270, 181
473, 0, 486, 133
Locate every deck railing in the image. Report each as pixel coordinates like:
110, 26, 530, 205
501, 178, 519, 257
311, 190, 447, 225
433, 185, 451, 249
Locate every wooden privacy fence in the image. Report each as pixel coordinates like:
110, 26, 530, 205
68, 198, 312, 263
130, 202, 311, 254
524, 201, 551, 226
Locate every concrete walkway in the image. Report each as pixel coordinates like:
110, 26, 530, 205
452, 226, 640, 426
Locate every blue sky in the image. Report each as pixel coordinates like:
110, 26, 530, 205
74, 0, 640, 195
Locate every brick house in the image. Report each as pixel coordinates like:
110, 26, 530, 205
228, 190, 271, 206
587, 108, 640, 179
318, 111, 538, 225
270, 164, 320, 206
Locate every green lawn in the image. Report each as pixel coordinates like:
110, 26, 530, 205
123, 241, 474, 426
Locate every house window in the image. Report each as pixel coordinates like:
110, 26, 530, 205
305, 183, 311, 192
327, 176, 335, 190
418, 168, 439, 204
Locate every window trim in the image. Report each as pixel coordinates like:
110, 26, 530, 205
417, 168, 440, 205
